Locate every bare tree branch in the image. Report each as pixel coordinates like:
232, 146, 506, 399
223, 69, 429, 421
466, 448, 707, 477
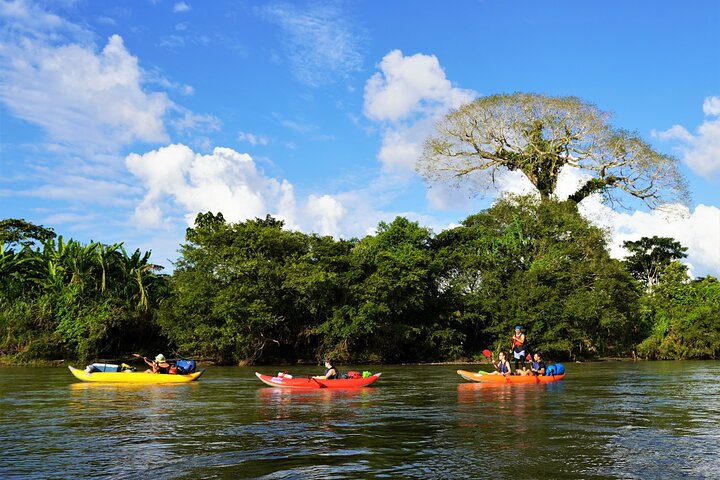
417, 93, 690, 209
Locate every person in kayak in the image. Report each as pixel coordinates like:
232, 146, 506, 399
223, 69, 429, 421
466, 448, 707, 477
313, 358, 340, 379
510, 325, 527, 373
488, 351, 512, 376
519, 352, 546, 376
143, 354, 170, 374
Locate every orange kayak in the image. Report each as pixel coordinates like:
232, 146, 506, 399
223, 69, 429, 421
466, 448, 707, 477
255, 372, 381, 388
457, 369, 565, 384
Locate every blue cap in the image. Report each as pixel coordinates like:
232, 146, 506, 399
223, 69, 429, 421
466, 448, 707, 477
515, 325, 522, 330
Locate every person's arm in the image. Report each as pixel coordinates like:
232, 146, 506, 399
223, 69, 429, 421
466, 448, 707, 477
313, 368, 335, 379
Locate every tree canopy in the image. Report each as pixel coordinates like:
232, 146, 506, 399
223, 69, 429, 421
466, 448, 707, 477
623, 236, 688, 291
2, 209, 716, 365
1, 218, 56, 248
418, 93, 689, 209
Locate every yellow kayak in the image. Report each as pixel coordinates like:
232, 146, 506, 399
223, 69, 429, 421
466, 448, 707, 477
68, 365, 204, 383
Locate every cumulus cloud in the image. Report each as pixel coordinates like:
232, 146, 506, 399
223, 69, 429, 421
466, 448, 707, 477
364, 50, 475, 123
173, 2, 191, 13
261, 2, 364, 86
363, 50, 476, 174
125, 144, 358, 237
653, 95, 720, 179
579, 199, 720, 278
307, 194, 345, 237
0, 33, 172, 153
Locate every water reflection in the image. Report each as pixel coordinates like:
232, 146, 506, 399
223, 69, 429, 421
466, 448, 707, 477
256, 387, 378, 424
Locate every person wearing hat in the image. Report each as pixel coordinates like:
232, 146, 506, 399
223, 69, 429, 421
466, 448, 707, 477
509, 325, 527, 373
313, 358, 340, 380
143, 354, 170, 374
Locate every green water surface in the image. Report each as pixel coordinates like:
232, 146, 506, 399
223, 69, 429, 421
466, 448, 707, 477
1, 361, 718, 479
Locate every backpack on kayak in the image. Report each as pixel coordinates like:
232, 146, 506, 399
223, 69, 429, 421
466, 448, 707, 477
545, 363, 565, 376
84, 363, 120, 373
175, 359, 196, 374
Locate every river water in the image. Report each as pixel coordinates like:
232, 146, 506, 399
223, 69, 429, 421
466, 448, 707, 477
1, 361, 718, 479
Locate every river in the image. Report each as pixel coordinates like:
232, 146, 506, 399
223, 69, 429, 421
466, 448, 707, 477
1, 361, 718, 479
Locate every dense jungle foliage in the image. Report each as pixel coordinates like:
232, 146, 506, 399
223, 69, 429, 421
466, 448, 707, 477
2, 197, 718, 365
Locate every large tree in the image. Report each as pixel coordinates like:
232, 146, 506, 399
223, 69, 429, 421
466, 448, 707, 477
418, 93, 689, 208
623, 236, 688, 291
433, 196, 641, 360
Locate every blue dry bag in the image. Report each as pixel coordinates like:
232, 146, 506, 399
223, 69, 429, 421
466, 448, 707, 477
175, 359, 196, 374
545, 363, 565, 376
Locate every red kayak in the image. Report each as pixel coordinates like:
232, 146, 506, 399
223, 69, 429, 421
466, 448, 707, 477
457, 369, 565, 384
255, 372, 381, 388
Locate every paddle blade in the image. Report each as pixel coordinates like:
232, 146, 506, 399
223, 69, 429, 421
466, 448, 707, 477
482, 349, 492, 358
526, 353, 531, 361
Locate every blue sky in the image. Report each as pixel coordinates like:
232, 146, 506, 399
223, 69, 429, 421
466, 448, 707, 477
1, 0, 719, 276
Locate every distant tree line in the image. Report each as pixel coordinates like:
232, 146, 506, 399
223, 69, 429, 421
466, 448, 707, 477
2, 197, 718, 365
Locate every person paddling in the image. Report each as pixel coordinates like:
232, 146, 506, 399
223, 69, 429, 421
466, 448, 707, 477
313, 358, 340, 380
488, 351, 512, 376
519, 352, 546, 376
143, 354, 170, 374
510, 325, 527, 373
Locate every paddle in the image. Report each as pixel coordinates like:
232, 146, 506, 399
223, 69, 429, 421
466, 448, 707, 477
479, 349, 493, 374
132, 353, 152, 364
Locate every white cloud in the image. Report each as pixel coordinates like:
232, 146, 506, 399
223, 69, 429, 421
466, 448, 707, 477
238, 131, 269, 146
125, 144, 353, 236
654, 96, 720, 179
0, 0, 92, 42
376, 123, 425, 172
172, 110, 222, 133
262, 2, 363, 86
579, 199, 720, 278
364, 50, 475, 122
0, 33, 172, 153
703, 96, 720, 116
363, 50, 476, 175
307, 194, 345, 237
173, 2, 191, 13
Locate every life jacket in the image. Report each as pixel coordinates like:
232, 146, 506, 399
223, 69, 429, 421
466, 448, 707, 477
324, 367, 340, 379
497, 361, 509, 374
531, 360, 545, 375
512, 333, 526, 353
